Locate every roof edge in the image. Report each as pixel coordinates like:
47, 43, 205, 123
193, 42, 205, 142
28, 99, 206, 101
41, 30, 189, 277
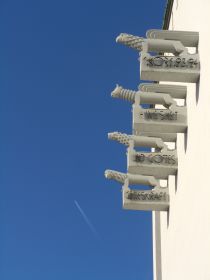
162, 0, 174, 30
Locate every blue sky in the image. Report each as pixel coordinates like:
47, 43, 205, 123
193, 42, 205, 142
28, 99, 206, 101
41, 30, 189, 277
0, 1, 166, 279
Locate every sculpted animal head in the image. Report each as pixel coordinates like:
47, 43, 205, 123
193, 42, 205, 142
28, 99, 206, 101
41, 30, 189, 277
116, 33, 145, 51
111, 84, 122, 98
116, 33, 131, 43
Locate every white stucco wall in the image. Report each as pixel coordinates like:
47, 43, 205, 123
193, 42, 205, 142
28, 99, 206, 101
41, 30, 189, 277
153, 1, 210, 279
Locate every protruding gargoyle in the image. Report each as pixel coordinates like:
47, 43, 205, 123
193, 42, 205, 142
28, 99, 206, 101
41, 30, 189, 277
108, 131, 165, 149
116, 33, 187, 55
110, 84, 187, 134
104, 170, 169, 211
111, 84, 176, 107
108, 132, 177, 179
116, 30, 200, 83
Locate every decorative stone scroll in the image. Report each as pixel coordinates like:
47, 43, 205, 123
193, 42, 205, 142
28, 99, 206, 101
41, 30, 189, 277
116, 30, 200, 83
104, 170, 169, 211
108, 132, 177, 179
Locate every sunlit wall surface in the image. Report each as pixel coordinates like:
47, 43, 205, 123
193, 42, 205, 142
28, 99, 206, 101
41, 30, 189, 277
153, 1, 210, 279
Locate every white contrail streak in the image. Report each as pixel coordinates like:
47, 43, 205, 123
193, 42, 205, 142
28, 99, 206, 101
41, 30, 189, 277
74, 200, 100, 240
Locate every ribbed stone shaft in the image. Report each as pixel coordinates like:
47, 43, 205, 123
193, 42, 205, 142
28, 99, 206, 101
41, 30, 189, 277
111, 85, 136, 103
108, 132, 130, 146
104, 170, 127, 184
116, 33, 144, 51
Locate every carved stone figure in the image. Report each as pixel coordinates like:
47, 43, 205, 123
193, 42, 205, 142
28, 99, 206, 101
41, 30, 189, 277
111, 84, 187, 134
116, 30, 200, 82
104, 170, 169, 211
108, 132, 177, 179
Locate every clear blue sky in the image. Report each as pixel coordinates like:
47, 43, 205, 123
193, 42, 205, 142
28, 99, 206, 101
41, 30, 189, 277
0, 1, 166, 279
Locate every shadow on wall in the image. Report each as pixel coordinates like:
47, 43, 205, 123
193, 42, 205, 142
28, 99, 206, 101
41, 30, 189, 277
184, 128, 188, 153
196, 77, 200, 104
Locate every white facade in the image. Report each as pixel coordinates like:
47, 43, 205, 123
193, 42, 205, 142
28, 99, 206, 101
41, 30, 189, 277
153, 1, 210, 279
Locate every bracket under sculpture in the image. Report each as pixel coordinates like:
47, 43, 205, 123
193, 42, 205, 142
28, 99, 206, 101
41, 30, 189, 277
111, 84, 187, 134
116, 30, 200, 83
105, 170, 169, 211
109, 132, 177, 179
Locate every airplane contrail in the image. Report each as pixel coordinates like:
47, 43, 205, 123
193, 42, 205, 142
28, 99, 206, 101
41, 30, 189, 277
74, 200, 100, 240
